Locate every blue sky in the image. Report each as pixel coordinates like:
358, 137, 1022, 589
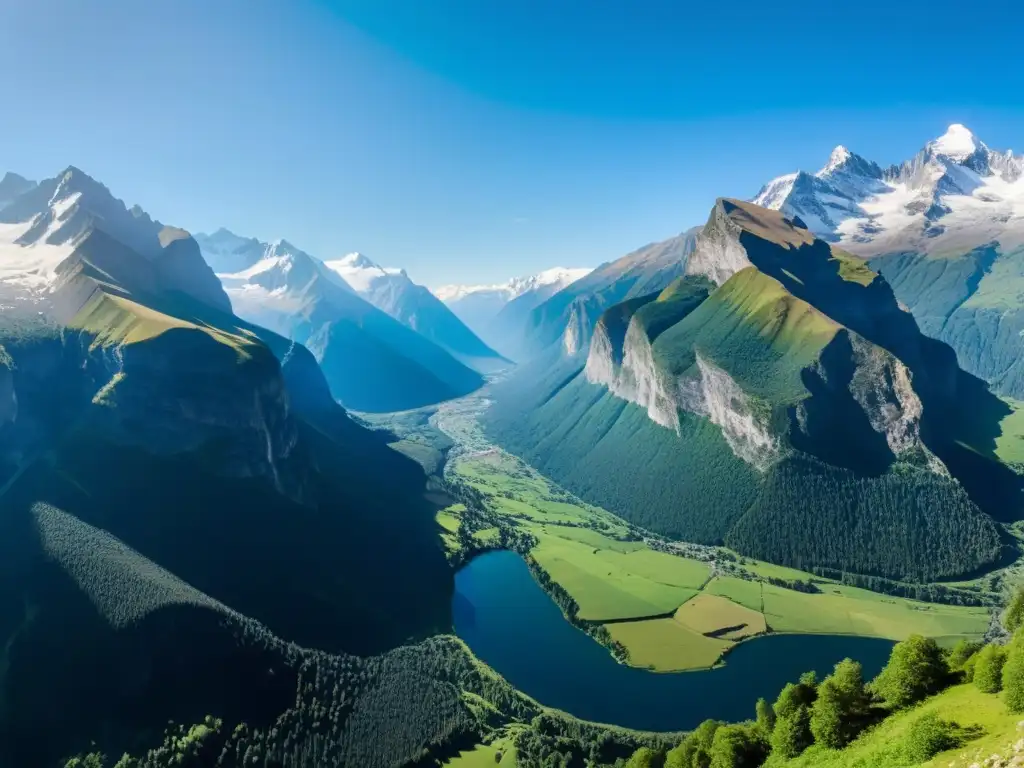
1, 0, 1021, 287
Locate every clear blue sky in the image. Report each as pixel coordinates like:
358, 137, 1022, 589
1, 0, 1021, 287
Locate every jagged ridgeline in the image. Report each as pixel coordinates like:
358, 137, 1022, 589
0, 168, 462, 765
486, 199, 1020, 582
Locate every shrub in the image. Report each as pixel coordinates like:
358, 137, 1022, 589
973, 644, 1007, 693
709, 723, 768, 768
1005, 587, 1024, 632
946, 639, 982, 673
1003, 632, 1024, 713
963, 653, 979, 683
901, 713, 962, 764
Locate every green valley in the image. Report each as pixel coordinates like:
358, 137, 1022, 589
371, 386, 994, 676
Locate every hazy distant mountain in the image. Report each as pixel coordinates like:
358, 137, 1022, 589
516, 228, 701, 359
754, 124, 1024, 398
435, 266, 592, 356
0, 172, 35, 209
193, 227, 265, 273
200, 234, 484, 411
324, 252, 508, 373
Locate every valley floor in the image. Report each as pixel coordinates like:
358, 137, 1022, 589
364, 385, 995, 675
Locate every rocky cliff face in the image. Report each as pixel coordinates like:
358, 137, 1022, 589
684, 201, 756, 285
585, 315, 781, 469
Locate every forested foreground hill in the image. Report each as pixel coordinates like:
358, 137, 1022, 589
485, 199, 1021, 582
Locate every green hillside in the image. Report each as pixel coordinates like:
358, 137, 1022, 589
485, 199, 1015, 582
872, 245, 1024, 400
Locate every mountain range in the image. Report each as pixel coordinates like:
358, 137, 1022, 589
753, 124, 1024, 399
193, 230, 496, 412
4, 124, 1024, 766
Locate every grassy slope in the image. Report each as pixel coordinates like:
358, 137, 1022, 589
653, 266, 839, 407
995, 396, 1024, 465
778, 684, 1021, 768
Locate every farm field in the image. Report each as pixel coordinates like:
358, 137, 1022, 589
707, 576, 989, 640
530, 533, 706, 621
674, 593, 767, 641
604, 618, 730, 672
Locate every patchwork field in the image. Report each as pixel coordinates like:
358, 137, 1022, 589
707, 576, 989, 640
530, 533, 708, 621
604, 618, 730, 672
673, 593, 767, 641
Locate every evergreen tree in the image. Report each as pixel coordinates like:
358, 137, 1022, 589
870, 635, 948, 710
770, 706, 811, 759
973, 644, 1007, 694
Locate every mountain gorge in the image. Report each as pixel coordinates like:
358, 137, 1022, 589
195, 231, 488, 412
485, 198, 1017, 582
754, 124, 1024, 399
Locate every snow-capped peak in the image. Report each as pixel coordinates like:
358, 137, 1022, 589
435, 267, 592, 304
750, 123, 1024, 254
928, 124, 982, 162
322, 252, 406, 293
335, 251, 379, 270
819, 146, 852, 175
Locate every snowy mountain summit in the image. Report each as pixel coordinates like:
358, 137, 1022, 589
322, 252, 407, 293
753, 124, 1024, 254
434, 266, 592, 305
